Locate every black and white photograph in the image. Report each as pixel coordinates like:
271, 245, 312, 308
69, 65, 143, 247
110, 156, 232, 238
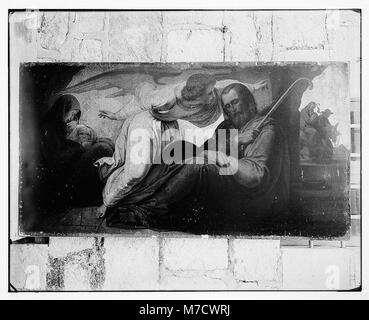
19, 61, 351, 237
6, 5, 365, 296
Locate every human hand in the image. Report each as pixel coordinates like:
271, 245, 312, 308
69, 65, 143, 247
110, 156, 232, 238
96, 204, 108, 219
66, 120, 78, 135
215, 151, 231, 167
202, 150, 230, 167
236, 129, 260, 146
98, 110, 118, 120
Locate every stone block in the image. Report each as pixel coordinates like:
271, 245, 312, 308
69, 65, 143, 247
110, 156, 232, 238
10, 244, 48, 291
103, 237, 160, 290
108, 12, 163, 62
63, 256, 91, 290
48, 237, 95, 258
166, 29, 224, 62
282, 247, 357, 290
163, 11, 223, 28
162, 237, 228, 271
224, 11, 274, 61
160, 269, 233, 290
272, 11, 327, 55
232, 239, 281, 282
79, 39, 103, 61
77, 12, 105, 33
39, 12, 69, 51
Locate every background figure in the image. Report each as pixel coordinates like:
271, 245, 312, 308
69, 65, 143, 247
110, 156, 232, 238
299, 102, 338, 162
309, 108, 337, 162
39, 94, 114, 210
299, 101, 320, 160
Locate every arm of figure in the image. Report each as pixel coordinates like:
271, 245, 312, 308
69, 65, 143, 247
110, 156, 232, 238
233, 125, 279, 189
236, 129, 260, 147
102, 157, 152, 208
98, 110, 120, 120
203, 125, 279, 189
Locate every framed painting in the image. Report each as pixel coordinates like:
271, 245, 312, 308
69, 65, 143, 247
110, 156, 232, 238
15, 61, 350, 237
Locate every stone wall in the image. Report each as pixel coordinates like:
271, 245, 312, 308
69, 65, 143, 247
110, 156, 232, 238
10, 237, 360, 290
9, 10, 361, 291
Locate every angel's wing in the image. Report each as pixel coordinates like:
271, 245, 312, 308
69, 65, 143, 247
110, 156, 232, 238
61, 66, 235, 99
61, 66, 182, 97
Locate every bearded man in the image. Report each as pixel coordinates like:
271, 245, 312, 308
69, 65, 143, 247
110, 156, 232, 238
100, 82, 290, 232
95, 74, 267, 219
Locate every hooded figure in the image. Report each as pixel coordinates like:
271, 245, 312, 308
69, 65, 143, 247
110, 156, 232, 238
309, 108, 336, 161
41, 94, 84, 172
40, 94, 114, 209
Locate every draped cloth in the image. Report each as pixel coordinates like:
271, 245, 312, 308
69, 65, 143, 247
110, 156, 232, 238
94, 82, 267, 208
151, 88, 223, 128
105, 116, 291, 232
94, 111, 224, 207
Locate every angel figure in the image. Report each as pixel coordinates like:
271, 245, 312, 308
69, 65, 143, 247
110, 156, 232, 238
62, 68, 270, 219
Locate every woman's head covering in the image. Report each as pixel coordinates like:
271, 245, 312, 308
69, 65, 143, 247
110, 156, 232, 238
44, 94, 81, 124
180, 73, 217, 103
151, 73, 222, 128
43, 94, 81, 138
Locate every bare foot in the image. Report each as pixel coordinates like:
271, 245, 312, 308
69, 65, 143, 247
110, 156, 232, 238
96, 204, 108, 219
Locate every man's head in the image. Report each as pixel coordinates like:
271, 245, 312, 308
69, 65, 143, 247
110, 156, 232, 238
180, 73, 217, 106
221, 83, 257, 129
67, 124, 97, 149
322, 108, 333, 118
152, 73, 220, 127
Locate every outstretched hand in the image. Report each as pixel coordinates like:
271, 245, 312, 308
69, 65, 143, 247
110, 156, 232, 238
98, 110, 118, 120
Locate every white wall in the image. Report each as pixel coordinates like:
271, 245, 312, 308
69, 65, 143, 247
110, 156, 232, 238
9, 10, 361, 291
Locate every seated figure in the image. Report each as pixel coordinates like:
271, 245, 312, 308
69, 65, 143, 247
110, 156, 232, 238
101, 83, 290, 233
94, 74, 269, 218
39, 95, 114, 209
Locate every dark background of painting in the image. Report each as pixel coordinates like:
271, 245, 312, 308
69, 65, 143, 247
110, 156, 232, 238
18, 62, 350, 237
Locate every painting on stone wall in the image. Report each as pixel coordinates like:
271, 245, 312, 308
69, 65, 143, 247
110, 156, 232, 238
17, 62, 350, 237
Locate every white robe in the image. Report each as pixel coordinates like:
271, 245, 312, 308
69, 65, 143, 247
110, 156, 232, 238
95, 80, 270, 207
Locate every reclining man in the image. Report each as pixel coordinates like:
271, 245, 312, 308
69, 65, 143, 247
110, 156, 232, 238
95, 74, 268, 219
102, 82, 291, 233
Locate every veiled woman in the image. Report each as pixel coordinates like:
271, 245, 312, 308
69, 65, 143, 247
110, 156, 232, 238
39, 94, 114, 209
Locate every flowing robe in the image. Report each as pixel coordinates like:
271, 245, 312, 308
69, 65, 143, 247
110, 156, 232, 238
95, 81, 265, 208
105, 116, 290, 232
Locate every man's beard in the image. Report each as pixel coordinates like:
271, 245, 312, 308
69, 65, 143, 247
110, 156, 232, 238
227, 111, 251, 129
